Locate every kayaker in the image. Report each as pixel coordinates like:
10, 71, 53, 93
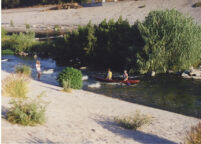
123, 70, 128, 81
106, 68, 112, 80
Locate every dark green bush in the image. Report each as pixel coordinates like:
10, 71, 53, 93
57, 67, 83, 89
136, 9, 201, 74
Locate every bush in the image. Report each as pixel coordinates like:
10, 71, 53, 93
185, 122, 201, 144
7, 97, 46, 126
193, 2, 201, 8
2, 74, 29, 98
57, 67, 83, 89
15, 64, 32, 76
114, 110, 151, 130
136, 9, 201, 74
2, 49, 14, 55
2, 32, 39, 54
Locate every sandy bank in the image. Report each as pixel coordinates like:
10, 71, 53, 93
2, 0, 201, 33
1, 70, 201, 144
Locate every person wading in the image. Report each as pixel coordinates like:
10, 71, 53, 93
36, 60, 41, 80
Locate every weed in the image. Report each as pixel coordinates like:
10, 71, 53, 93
185, 122, 201, 144
114, 110, 151, 130
15, 64, 32, 76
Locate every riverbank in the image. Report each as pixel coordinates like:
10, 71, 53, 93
2, 0, 201, 34
2, 70, 201, 143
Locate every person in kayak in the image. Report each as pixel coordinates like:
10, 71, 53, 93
106, 68, 112, 80
123, 70, 128, 81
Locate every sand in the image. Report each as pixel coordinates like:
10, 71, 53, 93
1, 70, 201, 144
2, 0, 201, 33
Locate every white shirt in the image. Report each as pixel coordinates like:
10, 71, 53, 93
36, 63, 41, 72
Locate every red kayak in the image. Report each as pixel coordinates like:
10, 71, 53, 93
95, 77, 140, 85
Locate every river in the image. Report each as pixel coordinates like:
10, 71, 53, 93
2, 55, 201, 118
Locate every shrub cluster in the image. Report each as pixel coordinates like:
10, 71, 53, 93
15, 64, 32, 76
7, 98, 46, 126
193, 2, 201, 8
57, 67, 83, 89
2, 74, 29, 98
2, 31, 39, 54
114, 111, 151, 130
185, 122, 201, 144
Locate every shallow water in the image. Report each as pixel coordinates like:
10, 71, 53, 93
2, 55, 201, 118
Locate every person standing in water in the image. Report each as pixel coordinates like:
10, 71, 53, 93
106, 68, 112, 80
123, 70, 128, 81
36, 60, 41, 80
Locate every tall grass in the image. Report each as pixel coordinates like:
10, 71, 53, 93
15, 64, 32, 76
185, 122, 201, 144
114, 110, 152, 130
2, 74, 29, 98
62, 79, 72, 93
7, 97, 47, 126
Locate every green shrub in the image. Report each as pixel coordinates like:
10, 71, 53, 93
2, 74, 29, 98
114, 110, 151, 130
2, 49, 14, 55
25, 24, 30, 29
2, 32, 39, 53
62, 79, 72, 92
57, 67, 83, 89
193, 2, 201, 8
10, 20, 14, 27
15, 64, 32, 76
185, 122, 201, 144
136, 9, 201, 74
7, 97, 46, 126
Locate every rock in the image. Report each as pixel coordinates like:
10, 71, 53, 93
82, 75, 88, 80
42, 69, 54, 74
182, 72, 190, 78
1, 59, 8, 62
151, 71, 156, 77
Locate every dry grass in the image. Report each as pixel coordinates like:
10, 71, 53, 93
2, 74, 30, 98
62, 79, 72, 93
114, 110, 152, 130
15, 64, 32, 76
7, 95, 47, 126
185, 122, 201, 144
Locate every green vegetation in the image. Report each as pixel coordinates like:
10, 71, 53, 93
3, 9, 201, 75
114, 111, 151, 130
57, 67, 83, 89
62, 79, 72, 92
10, 20, 14, 27
185, 122, 201, 144
2, 74, 29, 98
193, 2, 201, 8
2, 31, 39, 54
7, 97, 46, 126
136, 9, 201, 74
25, 24, 30, 29
15, 64, 32, 76
2, 49, 14, 55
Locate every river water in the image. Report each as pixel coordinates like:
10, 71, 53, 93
2, 55, 201, 118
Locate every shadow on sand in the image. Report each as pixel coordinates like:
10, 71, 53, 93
93, 117, 177, 144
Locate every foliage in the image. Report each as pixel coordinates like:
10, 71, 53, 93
62, 79, 72, 92
2, 74, 29, 98
193, 2, 201, 8
57, 67, 83, 89
185, 122, 201, 144
15, 64, 32, 76
7, 96, 47, 126
136, 9, 201, 74
2, 49, 14, 55
2, 32, 39, 53
25, 24, 30, 29
10, 20, 14, 27
114, 110, 151, 130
